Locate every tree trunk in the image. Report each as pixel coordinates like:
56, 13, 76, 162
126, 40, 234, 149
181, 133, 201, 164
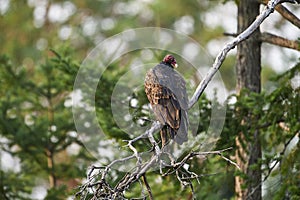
46, 149, 56, 188
235, 0, 262, 200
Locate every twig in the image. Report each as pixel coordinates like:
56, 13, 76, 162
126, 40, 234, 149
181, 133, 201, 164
180, 172, 222, 181
162, 147, 239, 177
218, 153, 241, 170
260, 0, 300, 28
101, 154, 136, 180
142, 174, 153, 200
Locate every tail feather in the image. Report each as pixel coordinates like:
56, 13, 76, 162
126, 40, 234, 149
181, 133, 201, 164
160, 110, 188, 146
160, 127, 168, 147
174, 110, 188, 145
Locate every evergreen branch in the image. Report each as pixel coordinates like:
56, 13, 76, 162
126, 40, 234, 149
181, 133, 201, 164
246, 132, 299, 199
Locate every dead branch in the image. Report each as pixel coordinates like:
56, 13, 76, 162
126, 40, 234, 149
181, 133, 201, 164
142, 175, 153, 200
76, 147, 237, 199
261, 0, 300, 28
162, 147, 239, 177
225, 32, 300, 51
76, 0, 296, 199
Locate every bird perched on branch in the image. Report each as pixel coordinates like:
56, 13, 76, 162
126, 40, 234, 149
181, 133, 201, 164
144, 54, 188, 147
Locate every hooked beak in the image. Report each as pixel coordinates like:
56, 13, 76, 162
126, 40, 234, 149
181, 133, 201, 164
172, 62, 178, 68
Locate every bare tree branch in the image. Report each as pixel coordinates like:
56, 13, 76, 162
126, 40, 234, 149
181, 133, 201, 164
261, 32, 299, 50
142, 174, 153, 200
162, 147, 239, 177
276, 4, 300, 28
225, 32, 300, 51
76, 147, 238, 199
261, 0, 300, 28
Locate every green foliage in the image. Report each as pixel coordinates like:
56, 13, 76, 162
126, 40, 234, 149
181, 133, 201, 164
261, 62, 300, 199
0, 52, 92, 198
45, 185, 68, 200
274, 143, 300, 200
95, 62, 130, 141
0, 169, 33, 200
207, 60, 300, 199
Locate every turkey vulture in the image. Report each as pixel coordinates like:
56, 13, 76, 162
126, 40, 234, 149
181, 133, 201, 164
144, 54, 188, 147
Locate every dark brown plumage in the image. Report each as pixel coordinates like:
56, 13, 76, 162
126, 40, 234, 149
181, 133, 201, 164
144, 55, 188, 146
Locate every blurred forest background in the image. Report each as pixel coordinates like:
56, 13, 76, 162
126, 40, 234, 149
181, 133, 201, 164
0, 0, 299, 199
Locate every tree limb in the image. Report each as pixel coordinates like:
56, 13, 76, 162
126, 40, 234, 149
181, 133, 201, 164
225, 32, 299, 51
261, 32, 300, 51
260, 0, 300, 28
142, 174, 153, 200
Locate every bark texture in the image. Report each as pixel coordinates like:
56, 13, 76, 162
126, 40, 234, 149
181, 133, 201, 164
235, 0, 262, 199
